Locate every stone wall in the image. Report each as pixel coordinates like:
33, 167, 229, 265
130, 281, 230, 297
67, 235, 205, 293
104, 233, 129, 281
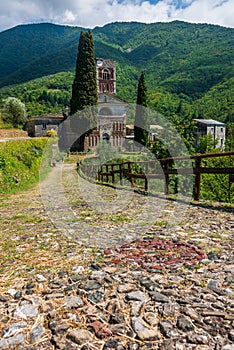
0, 129, 28, 139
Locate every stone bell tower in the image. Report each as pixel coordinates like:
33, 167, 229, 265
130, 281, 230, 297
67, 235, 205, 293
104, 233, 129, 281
96, 58, 116, 95
84, 58, 126, 150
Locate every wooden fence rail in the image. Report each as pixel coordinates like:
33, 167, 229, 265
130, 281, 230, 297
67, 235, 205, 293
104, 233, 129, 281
78, 151, 234, 201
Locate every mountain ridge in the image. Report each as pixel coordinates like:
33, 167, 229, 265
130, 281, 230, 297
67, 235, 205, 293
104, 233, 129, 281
0, 21, 233, 123
1, 21, 233, 92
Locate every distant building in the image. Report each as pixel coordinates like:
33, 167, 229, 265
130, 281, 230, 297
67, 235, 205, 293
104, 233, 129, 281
84, 58, 126, 149
60, 58, 127, 150
96, 58, 116, 94
125, 124, 164, 143
193, 119, 226, 150
27, 113, 64, 137
90, 92, 127, 148
27, 58, 127, 149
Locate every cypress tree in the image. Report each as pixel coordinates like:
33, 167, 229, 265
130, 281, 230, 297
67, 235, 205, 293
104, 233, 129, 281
70, 31, 98, 151
134, 71, 149, 147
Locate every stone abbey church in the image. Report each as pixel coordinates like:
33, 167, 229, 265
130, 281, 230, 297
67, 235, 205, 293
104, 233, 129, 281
85, 58, 128, 149
28, 58, 128, 150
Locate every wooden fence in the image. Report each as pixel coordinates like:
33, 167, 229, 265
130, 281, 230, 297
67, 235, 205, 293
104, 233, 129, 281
78, 151, 234, 201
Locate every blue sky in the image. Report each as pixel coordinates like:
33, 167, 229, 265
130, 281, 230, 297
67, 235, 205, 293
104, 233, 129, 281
134, 0, 192, 7
0, 0, 233, 31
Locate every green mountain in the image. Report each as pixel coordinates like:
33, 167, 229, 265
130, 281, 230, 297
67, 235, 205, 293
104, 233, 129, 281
0, 21, 233, 122
192, 77, 234, 123
0, 23, 82, 87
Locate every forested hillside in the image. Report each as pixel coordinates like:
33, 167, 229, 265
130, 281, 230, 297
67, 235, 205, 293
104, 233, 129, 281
0, 23, 82, 87
0, 21, 233, 123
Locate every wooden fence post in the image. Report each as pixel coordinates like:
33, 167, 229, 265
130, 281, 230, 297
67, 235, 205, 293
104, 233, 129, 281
101, 165, 104, 182
106, 164, 109, 182
145, 176, 148, 191
111, 164, 115, 184
164, 162, 170, 195
128, 162, 134, 188
194, 157, 201, 201
119, 164, 123, 185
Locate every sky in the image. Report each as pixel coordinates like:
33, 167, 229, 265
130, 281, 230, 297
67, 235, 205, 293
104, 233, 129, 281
0, 0, 234, 32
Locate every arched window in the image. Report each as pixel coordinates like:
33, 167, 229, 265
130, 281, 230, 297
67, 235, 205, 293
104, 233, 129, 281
103, 69, 110, 80
99, 107, 112, 116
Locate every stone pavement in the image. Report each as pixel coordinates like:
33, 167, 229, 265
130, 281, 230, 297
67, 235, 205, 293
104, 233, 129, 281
0, 162, 233, 349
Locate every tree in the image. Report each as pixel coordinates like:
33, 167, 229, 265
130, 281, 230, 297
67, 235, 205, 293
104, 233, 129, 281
70, 31, 98, 151
196, 134, 218, 154
225, 122, 234, 151
200, 155, 234, 203
2, 97, 27, 128
150, 116, 195, 159
134, 72, 149, 147
149, 115, 196, 195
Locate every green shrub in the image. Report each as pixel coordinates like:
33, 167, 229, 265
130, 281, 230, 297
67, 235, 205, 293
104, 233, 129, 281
200, 155, 234, 203
0, 138, 48, 193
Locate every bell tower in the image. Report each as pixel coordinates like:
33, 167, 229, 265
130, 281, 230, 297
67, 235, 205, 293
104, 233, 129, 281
84, 57, 126, 150
96, 58, 116, 95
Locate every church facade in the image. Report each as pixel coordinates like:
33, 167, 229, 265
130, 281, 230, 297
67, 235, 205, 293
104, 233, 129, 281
84, 58, 127, 150
27, 58, 127, 150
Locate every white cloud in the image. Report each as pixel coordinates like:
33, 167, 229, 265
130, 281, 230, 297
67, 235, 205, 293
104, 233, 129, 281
173, 0, 234, 28
0, 0, 233, 31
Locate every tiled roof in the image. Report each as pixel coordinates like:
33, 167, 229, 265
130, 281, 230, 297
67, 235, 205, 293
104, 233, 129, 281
193, 119, 225, 126
28, 114, 64, 120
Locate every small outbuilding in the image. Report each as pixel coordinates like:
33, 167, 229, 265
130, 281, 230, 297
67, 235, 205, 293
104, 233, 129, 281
27, 113, 64, 137
193, 119, 226, 150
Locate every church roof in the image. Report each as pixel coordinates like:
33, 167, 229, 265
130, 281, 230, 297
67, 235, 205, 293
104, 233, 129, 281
96, 58, 116, 68
28, 113, 64, 120
98, 93, 128, 104
193, 119, 225, 126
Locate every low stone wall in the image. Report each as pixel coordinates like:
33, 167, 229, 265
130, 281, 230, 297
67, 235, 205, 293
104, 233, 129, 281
0, 129, 28, 139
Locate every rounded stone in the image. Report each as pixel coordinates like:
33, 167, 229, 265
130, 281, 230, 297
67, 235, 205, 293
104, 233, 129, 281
14, 291, 22, 300
67, 329, 94, 345
176, 315, 194, 332
64, 296, 84, 309
14, 303, 38, 319
30, 326, 45, 343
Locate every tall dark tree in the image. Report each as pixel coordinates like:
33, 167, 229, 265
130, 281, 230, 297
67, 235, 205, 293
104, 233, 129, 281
134, 71, 149, 147
70, 31, 98, 151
